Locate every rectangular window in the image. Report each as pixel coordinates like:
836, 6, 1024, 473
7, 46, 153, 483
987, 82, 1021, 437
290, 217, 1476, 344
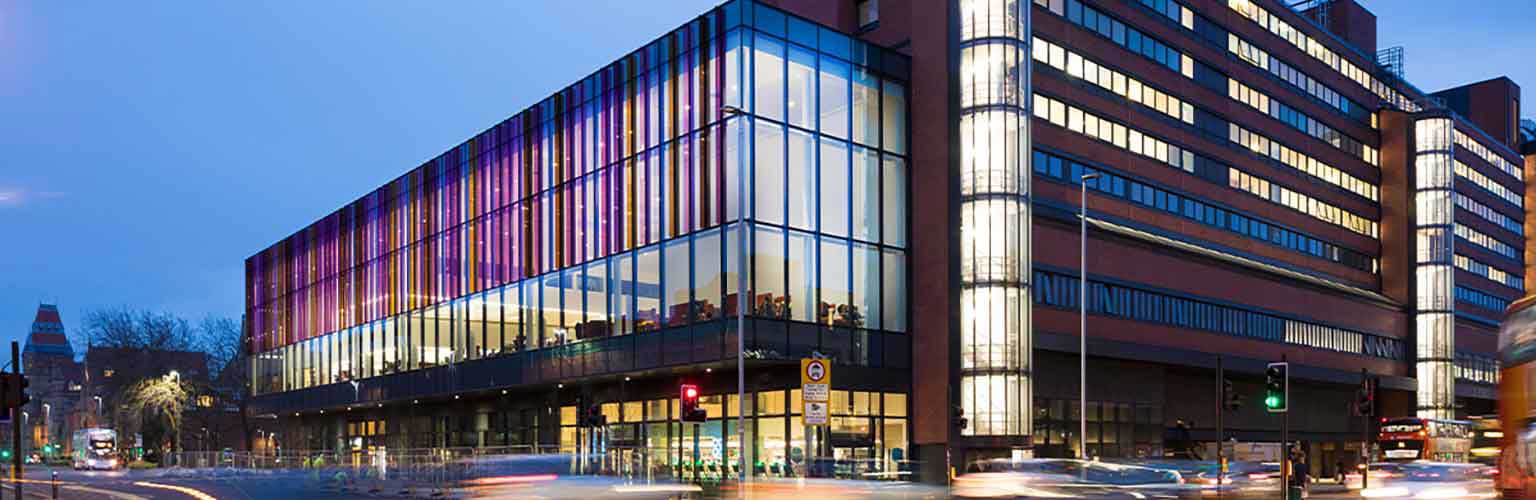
754, 122, 786, 225
852, 146, 880, 242
753, 34, 786, 121
882, 248, 906, 332
787, 230, 817, 323
787, 45, 816, 129
820, 138, 850, 237
787, 129, 815, 230
819, 57, 851, 139
882, 155, 906, 247
753, 226, 787, 319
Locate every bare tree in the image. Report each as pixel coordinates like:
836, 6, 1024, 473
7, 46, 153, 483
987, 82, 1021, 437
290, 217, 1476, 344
76, 307, 197, 352
197, 316, 251, 451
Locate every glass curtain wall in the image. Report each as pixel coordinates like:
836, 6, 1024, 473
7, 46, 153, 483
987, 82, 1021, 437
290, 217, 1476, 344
1413, 117, 1455, 419
246, 0, 911, 397
957, 0, 1032, 437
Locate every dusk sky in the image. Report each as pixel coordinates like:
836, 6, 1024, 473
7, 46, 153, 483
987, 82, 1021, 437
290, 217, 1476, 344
0, 0, 1530, 354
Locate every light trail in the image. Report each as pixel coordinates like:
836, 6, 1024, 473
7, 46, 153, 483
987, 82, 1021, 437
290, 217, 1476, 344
132, 481, 218, 500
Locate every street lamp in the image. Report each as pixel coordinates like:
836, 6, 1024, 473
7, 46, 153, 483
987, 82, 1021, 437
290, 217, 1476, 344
1079, 172, 1100, 461
42, 403, 50, 457
723, 103, 748, 486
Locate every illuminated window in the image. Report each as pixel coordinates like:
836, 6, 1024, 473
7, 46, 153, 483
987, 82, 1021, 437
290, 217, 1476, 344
196, 395, 214, 408
102, 370, 114, 378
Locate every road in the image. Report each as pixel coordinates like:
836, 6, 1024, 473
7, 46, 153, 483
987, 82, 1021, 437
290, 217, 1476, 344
0, 466, 378, 500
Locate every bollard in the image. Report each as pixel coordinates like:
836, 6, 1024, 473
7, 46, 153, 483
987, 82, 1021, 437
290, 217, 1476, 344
50, 470, 57, 500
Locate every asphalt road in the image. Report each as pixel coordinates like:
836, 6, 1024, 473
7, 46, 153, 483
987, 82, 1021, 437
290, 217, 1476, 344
0, 466, 375, 500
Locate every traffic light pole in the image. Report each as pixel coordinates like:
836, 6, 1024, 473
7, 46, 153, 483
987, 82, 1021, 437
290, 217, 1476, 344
1215, 355, 1224, 500
1361, 368, 1370, 490
1280, 354, 1288, 500
11, 341, 20, 500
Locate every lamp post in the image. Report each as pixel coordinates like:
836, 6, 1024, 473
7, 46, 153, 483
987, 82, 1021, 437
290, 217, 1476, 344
722, 103, 748, 486
1079, 172, 1099, 461
41, 404, 50, 459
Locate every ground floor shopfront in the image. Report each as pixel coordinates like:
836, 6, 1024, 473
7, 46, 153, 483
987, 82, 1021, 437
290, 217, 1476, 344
272, 363, 912, 479
260, 345, 1495, 481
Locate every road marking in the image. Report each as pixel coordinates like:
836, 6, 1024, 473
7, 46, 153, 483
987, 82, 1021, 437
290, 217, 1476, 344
2, 482, 149, 500
64, 485, 151, 500
132, 481, 217, 500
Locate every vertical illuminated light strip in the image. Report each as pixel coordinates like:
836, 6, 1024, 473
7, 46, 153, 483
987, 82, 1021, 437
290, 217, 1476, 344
957, 0, 1031, 437
1413, 117, 1455, 419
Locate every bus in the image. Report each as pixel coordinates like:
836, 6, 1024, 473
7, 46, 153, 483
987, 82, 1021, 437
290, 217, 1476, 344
1377, 417, 1473, 462
1498, 296, 1536, 499
1467, 415, 1502, 465
71, 428, 119, 470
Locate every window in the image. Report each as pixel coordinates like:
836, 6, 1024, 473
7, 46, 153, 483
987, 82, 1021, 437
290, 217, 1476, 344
754, 34, 786, 121
102, 369, 114, 379
197, 395, 214, 408
820, 138, 850, 237
857, 0, 879, 29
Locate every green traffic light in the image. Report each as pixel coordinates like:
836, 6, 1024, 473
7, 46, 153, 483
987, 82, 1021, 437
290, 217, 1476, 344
1264, 395, 1281, 408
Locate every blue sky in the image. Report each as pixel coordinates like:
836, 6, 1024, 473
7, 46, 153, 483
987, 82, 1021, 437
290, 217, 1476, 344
0, 0, 1529, 351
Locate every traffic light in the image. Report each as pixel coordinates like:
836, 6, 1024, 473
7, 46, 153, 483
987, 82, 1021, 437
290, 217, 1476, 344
0, 374, 27, 410
1355, 377, 1375, 416
1264, 362, 1288, 413
952, 405, 968, 430
1223, 378, 1243, 411
680, 384, 706, 423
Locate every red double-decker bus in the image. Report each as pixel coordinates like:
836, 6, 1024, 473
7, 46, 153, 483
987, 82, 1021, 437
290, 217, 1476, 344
1377, 417, 1473, 462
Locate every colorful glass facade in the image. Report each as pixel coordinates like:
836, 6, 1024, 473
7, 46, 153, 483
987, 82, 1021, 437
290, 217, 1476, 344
246, 0, 911, 396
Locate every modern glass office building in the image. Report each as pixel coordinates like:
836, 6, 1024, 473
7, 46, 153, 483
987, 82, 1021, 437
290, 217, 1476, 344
247, 0, 917, 471
248, 0, 1530, 479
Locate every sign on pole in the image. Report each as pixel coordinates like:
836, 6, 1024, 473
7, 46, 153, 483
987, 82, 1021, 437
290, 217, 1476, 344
800, 358, 831, 424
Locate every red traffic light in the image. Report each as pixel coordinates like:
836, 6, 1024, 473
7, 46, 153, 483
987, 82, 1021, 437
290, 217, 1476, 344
682, 385, 698, 400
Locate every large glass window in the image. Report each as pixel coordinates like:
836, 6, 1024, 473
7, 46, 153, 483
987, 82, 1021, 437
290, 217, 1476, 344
819, 57, 850, 139
583, 261, 608, 339
853, 147, 880, 242
754, 34, 785, 121
882, 80, 907, 154
753, 226, 787, 319
853, 69, 880, 147
636, 246, 662, 332
787, 129, 815, 230
882, 248, 906, 332
665, 238, 692, 327
696, 229, 724, 322
853, 243, 880, 330
754, 122, 785, 225
468, 293, 485, 360
612, 254, 634, 336
882, 155, 907, 247
787, 230, 817, 322
819, 239, 851, 326
541, 274, 563, 347
787, 45, 816, 129
819, 138, 850, 237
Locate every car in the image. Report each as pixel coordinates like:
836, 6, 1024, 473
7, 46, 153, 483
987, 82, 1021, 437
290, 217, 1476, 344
1345, 462, 1408, 489
955, 458, 1197, 499
1357, 462, 1495, 499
